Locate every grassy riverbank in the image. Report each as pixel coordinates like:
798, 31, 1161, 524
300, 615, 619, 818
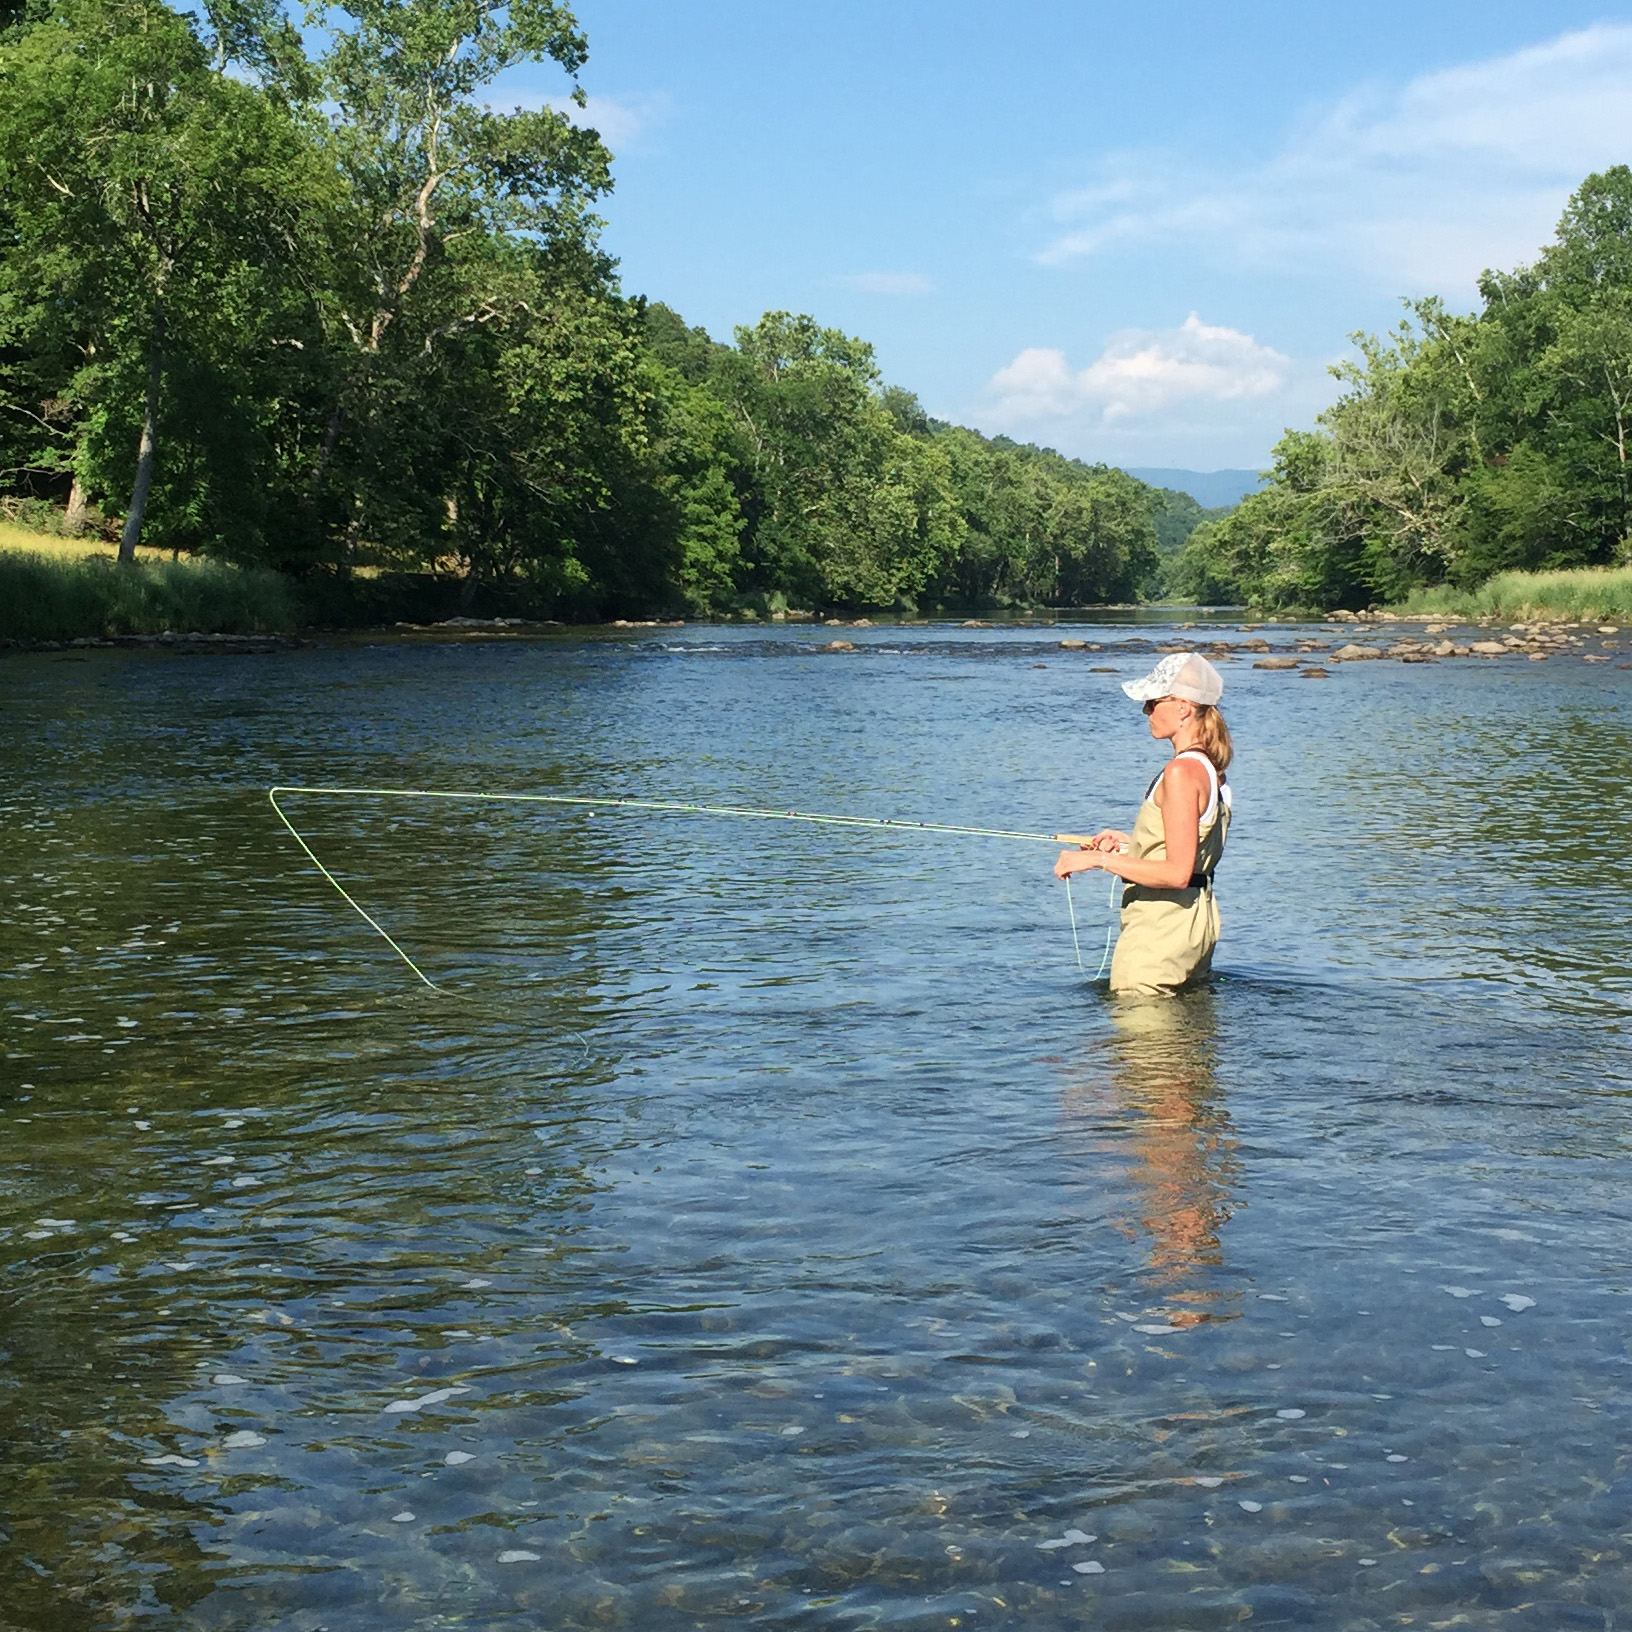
1399, 564, 1632, 623
0, 526, 299, 643
0, 520, 171, 563
0, 517, 1155, 641
13, 513, 1629, 643
0, 520, 561, 642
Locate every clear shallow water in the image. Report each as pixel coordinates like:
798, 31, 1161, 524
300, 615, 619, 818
3, 622, 1632, 1631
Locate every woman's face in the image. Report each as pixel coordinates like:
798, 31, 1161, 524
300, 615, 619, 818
1142, 695, 1189, 739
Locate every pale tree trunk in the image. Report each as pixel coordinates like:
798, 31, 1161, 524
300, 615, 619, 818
119, 300, 165, 563
309, 401, 345, 490
311, 107, 445, 505
64, 473, 88, 536
1603, 362, 1632, 546
340, 506, 363, 577
447, 496, 480, 609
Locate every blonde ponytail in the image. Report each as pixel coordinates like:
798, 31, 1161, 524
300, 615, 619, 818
1188, 704, 1233, 773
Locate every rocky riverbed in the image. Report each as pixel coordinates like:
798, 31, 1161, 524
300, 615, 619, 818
1048, 614, 1630, 675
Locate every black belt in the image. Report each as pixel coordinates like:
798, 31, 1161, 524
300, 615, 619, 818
1124, 872, 1215, 895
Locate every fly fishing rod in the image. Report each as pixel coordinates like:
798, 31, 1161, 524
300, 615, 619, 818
268, 784, 1116, 990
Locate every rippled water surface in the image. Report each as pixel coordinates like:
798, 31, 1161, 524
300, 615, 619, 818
4, 621, 1632, 1630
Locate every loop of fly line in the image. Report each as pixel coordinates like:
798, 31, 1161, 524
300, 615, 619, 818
267, 784, 1117, 990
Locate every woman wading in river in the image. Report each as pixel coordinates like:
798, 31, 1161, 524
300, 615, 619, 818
1055, 653, 1232, 996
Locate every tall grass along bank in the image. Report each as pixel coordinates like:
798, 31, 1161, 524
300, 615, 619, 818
1, 550, 298, 644
1401, 565, 1632, 624
0, 520, 169, 562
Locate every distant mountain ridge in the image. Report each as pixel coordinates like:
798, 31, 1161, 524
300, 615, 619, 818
1124, 467, 1264, 509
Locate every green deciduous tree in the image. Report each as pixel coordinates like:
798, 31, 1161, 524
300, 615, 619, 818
0, 0, 331, 557
297, 0, 617, 571
930, 428, 1160, 607
709, 312, 963, 608
1227, 166, 1632, 609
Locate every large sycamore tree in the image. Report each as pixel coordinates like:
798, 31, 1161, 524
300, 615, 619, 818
296, 0, 636, 587
0, 0, 633, 579
0, 0, 328, 558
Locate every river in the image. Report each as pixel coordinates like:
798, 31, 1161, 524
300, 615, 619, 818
4, 618, 1631, 1629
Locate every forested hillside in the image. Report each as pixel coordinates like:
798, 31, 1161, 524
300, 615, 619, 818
0, 0, 1165, 617
1171, 168, 1632, 612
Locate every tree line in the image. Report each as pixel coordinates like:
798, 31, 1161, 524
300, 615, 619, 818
1171, 168, 1632, 611
0, 0, 1175, 617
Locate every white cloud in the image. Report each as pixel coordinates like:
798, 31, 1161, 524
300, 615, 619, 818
484, 90, 658, 150
1037, 24, 1632, 294
841, 271, 936, 296
988, 315, 1290, 425
987, 347, 1083, 419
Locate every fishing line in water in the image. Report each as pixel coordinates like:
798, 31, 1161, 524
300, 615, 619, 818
267, 783, 1118, 991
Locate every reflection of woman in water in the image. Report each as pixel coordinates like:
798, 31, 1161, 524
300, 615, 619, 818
1105, 995, 1236, 1299
1058, 992, 1239, 1310
1054, 653, 1233, 997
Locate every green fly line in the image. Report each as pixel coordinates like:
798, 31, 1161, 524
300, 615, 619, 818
267, 784, 1118, 991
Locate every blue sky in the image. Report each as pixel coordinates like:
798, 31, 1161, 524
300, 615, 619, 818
497, 1, 1632, 470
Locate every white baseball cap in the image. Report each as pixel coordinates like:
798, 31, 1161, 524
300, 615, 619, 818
1121, 652, 1224, 706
